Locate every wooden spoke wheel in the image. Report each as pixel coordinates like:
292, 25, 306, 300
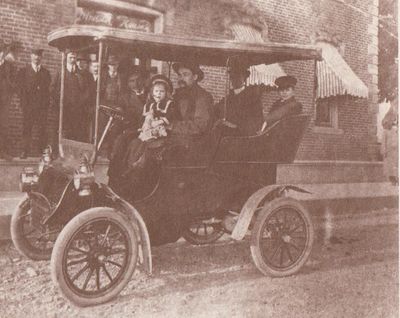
51, 208, 138, 307
11, 198, 58, 260
251, 197, 314, 277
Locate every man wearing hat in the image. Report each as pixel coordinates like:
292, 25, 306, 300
103, 55, 124, 106
171, 62, 213, 141
118, 66, 147, 128
52, 50, 88, 142
18, 48, 51, 158
260, 75, 302, 132
215, 63, 264, 136
107, 66, 148, 182
0, 41, 17, 159
99, 55, 126, 157
76, 52, 89, 73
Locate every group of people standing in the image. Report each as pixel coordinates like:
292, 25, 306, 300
0, 41, 303, 163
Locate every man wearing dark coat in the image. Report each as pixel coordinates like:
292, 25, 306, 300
18, 48, 51, 158
170, 62, 214, 145
107, 67, 147, 183
214, 64, 264, 136
100, 55, 126, 157
260, 75, 302, 132
0, 42, 17, 159
52, 50, 88, 142
80, 54, 99, 141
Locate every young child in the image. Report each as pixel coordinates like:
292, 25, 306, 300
138, 75, 175, 141
125, 74, 176, 168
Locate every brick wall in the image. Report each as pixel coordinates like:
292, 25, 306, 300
1, 0, 378, 161
160, 0, 378, 161
0, 0, 75, 155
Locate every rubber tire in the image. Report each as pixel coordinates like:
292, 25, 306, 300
250, 197, 314, 277
51, 207, 139, 307
11, 198, 53, 260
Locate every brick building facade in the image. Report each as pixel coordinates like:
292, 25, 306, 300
0, 0, 380, 163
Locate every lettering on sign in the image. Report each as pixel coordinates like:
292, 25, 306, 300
75, 7, 153, 32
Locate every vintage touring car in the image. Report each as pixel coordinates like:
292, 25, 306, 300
11, 24, 321, 306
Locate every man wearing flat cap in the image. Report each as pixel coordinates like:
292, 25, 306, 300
260, 75, 302, 132
171, 62, 213, 142
215, 63, 264, 136
18, 48, 51, 158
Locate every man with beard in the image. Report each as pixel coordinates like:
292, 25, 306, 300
170, 62, 213, 145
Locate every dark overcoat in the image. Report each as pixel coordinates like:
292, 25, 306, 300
18, 65, 51, 114
171, 83, 214, 138
265, 96, 302, 126
52, 68, 88, 140
215, 85, 264, 136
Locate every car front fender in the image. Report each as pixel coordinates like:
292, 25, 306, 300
231, 184, 310, 241
101, 184, 152, 275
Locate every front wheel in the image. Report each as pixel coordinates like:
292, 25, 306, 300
51, 207, 139, 307
250, 197, 314, 277
11, 198, 57, 260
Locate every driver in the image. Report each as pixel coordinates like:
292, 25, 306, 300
107, 67, 147, 185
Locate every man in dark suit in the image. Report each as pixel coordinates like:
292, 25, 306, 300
18, 48, 51, 158
260, 75, 302, 132
215, 63, 264, 136
0, 42, 17, 159
52, 50, 88, 142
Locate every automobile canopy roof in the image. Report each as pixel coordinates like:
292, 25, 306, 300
48, 25, 322, 66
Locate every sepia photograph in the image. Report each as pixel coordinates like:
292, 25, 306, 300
0, 0, 398, 317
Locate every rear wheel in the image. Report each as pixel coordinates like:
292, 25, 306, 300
51, 208, 138, 307
182, 218, 224, 245
250, 197, 314, 277
11, 198, 57, 260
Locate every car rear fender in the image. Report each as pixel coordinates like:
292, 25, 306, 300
100, 184, 152, 275
231, 184, 310, 241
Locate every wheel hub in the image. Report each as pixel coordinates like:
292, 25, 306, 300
281, 234, 291, 243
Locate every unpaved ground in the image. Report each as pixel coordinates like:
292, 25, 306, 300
0, 209, 398, 318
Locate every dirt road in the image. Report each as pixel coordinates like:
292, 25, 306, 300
0, 209, 398, 318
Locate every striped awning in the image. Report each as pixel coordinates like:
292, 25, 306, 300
316, 42, 368, 98
231, 23, 286, 86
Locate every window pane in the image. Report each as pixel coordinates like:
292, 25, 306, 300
316, 99, 332, 126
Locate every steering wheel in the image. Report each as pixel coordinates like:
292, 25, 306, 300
99, 104, 125, 121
